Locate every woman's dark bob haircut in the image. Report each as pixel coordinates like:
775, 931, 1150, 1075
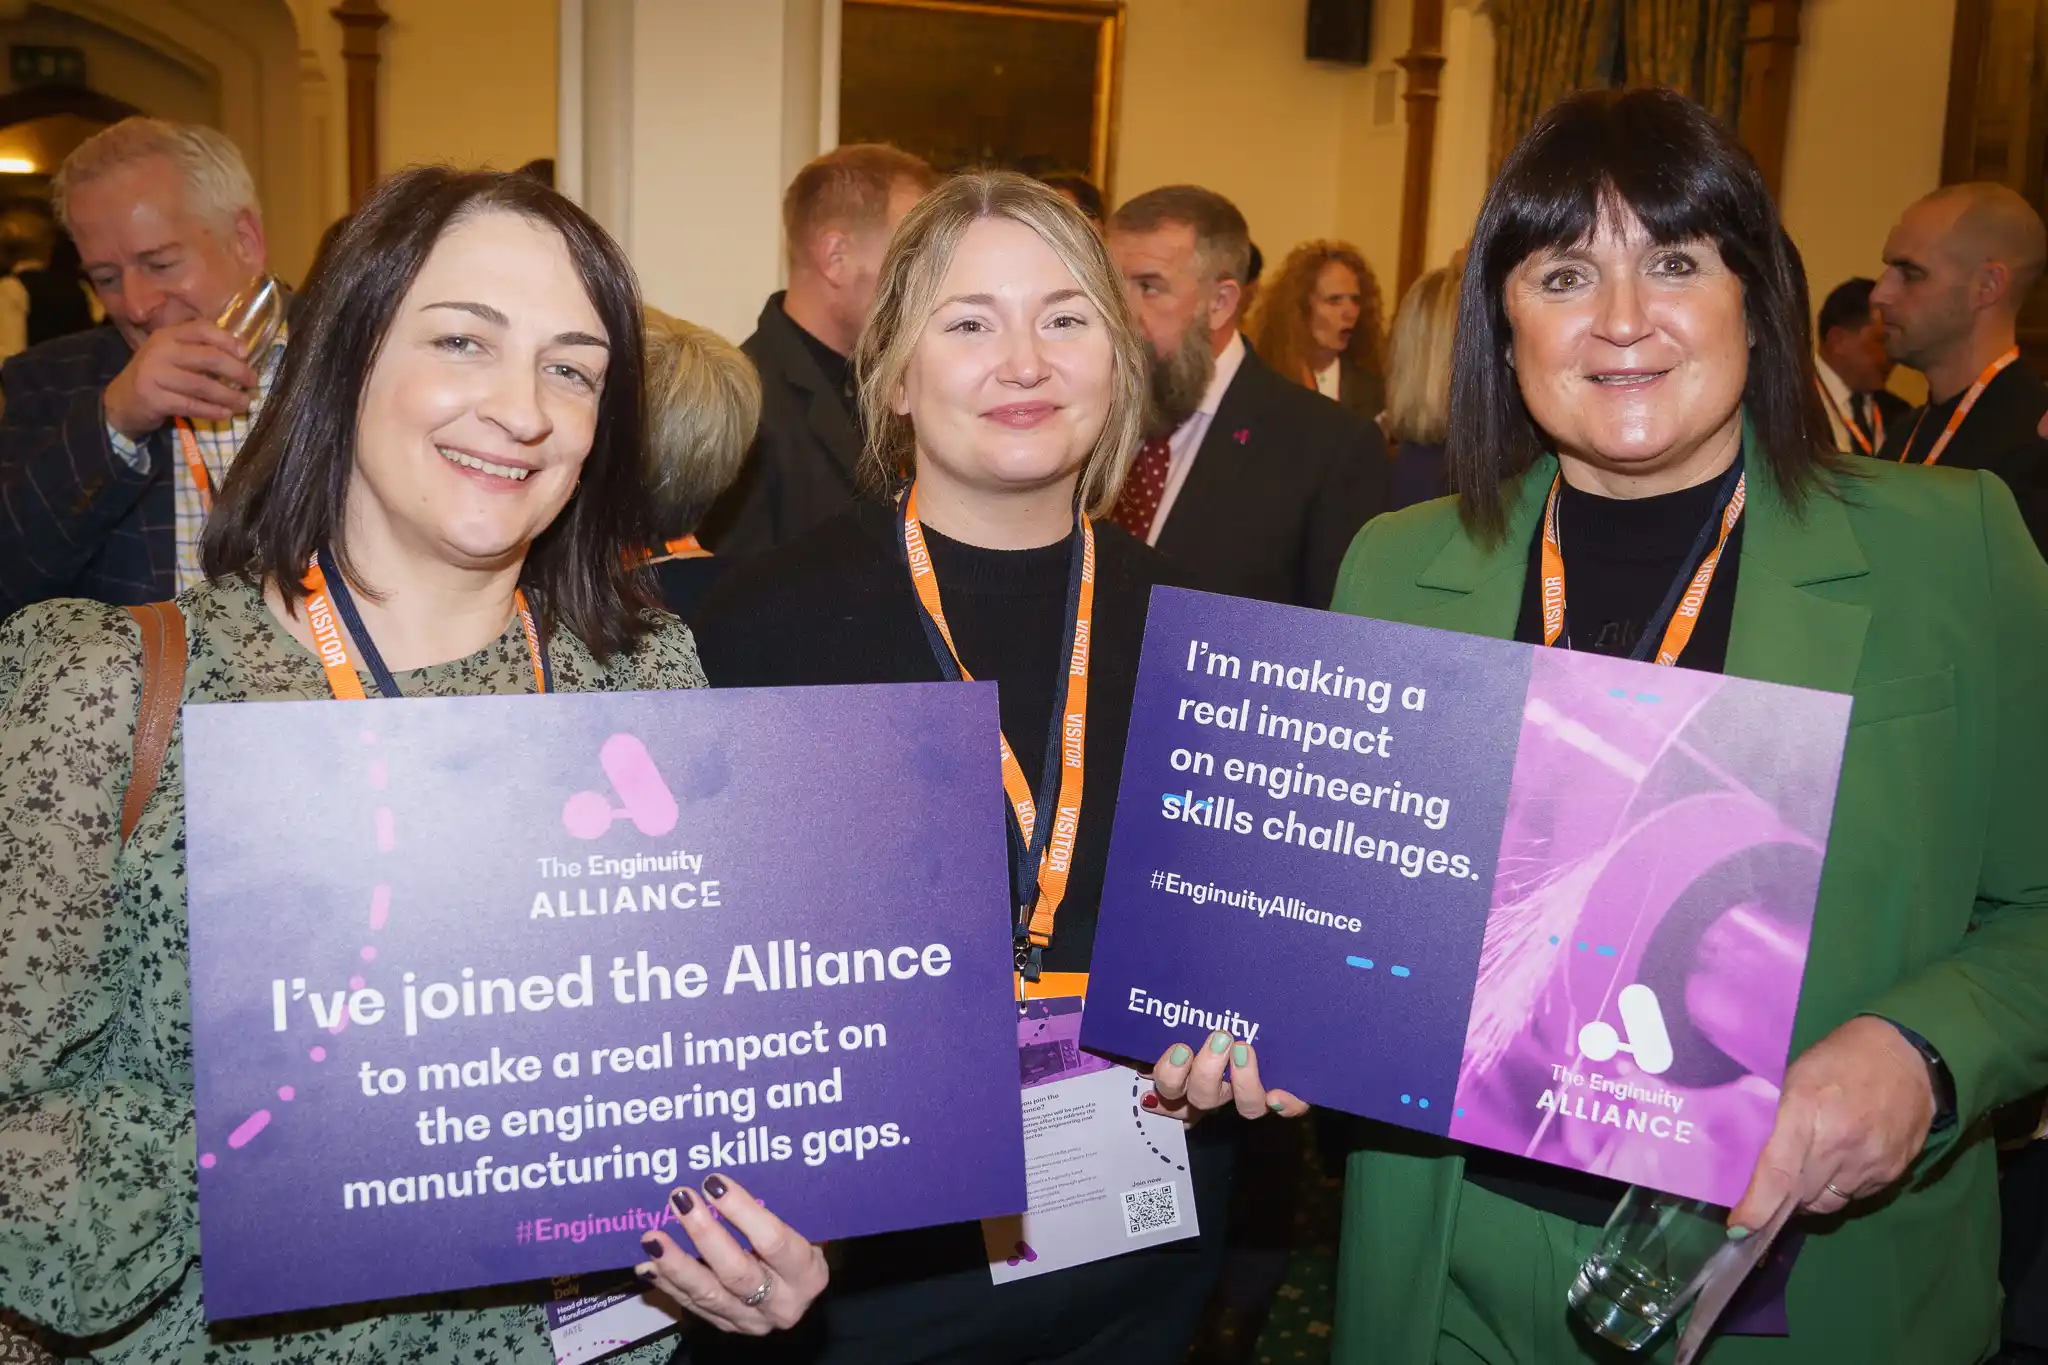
203, 166, 658, 658
1447, 87, 1839, 541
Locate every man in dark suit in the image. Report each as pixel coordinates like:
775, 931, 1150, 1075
0, 118, 270, 616
697, 145, 937, 559
1873, 182, 2048, 549
1106, 185, 1386, 608
1814, 276, 1911, 457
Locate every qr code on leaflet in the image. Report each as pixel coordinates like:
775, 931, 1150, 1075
1121, 1180, 1182, 1237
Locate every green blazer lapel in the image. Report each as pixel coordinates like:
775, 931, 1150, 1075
1409, 458, 1552, 640
1725, 458, 1872, 697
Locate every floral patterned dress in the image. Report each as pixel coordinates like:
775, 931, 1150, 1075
0, 576, 704, 1363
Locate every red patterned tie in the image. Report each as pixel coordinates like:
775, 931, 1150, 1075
1111, 436, 1174, 540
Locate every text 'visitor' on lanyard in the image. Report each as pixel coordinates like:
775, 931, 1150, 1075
301, 546, 549, 700
899, 486, 1093, 982
1814, 378, 1884, 456
1541, 454, 1746, 668
1902, 346, 2020, 466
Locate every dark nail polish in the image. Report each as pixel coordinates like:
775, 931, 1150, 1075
671, 1189, 694, 1218
704, 1174, 729, 1200
1141, 1091, 1160, 1109
636, 1267, 657, 1285
641, 1237, 662, 1259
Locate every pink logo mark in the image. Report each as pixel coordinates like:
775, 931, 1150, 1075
563, 733, 678, 840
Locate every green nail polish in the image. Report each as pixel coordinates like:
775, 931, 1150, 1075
1269, 1098, 1286, 1113
1233, 1044, 1250, 1068
1168, 1044, 1191, 1066
1209, 1031, 1231, 1054
1727, 1226, 1752, 1242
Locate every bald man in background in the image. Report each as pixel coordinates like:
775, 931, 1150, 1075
1873, 181, 2048, 548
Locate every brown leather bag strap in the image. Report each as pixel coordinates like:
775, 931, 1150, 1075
121, 601, 187, 845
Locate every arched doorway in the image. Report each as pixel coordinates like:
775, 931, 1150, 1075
0, 0, 314, 278
0, 83, 142, 195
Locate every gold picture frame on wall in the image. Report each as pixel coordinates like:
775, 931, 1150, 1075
839, 0, 1125, 196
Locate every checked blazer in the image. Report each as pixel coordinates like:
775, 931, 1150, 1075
0, 324, 175, 617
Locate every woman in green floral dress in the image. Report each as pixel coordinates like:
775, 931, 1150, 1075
0, 166, 826, 1362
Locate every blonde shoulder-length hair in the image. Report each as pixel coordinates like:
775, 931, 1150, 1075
1382, 265, 1459, 446
855, 171, 1148, 519
642, 307, 761, 532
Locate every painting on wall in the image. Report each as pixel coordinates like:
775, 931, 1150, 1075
839, 0, 1124, 195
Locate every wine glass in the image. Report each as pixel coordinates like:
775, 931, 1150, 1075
216, 273, 284, 364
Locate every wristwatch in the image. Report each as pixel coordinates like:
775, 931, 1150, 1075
1886, 1021, 1958, 1132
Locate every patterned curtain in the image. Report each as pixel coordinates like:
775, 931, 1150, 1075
1489, 0, 1622, 174
1624, 0, 1747, 125
1490, 0, 1747, 175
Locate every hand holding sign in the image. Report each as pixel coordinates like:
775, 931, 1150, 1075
1727, 1015, 1936, 1231
1149, 1032, 1309, 1123
637, 1174, 828, 1335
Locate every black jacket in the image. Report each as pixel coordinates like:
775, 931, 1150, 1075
697, 293, 863, 558
1878, 358, 2048, 551
1152, 346, 1389, 608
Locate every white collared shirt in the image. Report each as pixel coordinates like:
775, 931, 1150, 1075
110, 327, 289, 592
1313, 357, 1341, 400
1147, 331, 1247, 546
1816, 354, 1858, 454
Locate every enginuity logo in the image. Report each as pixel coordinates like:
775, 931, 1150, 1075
562, 733, 678, 840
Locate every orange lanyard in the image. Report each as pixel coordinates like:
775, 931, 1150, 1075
1902, 347, 2019, 466
300, 557, 546, 700
1815, 378, 1883, 456
175, 419, 218, 514
900, 486, 1092, 966
647, 535, 710, 562
1540, 465, 1747, 668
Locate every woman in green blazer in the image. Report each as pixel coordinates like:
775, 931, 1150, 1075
1330, 89, 2048, 1363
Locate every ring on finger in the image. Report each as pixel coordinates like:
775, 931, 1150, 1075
741, 1268, 774, 1308
1824, 1181, 1849, 1202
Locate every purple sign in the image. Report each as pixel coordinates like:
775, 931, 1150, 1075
1079, 589, 1851, 1206
182, 684, 1025, 1321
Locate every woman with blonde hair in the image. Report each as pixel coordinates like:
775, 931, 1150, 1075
1381, 264, 1459, 509
639, 307, 762, 616
684, 170, 1302, 1363
1248, 239, 1386, 420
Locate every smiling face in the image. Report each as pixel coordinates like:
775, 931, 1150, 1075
66, 154, 265, 348
1503, 204, 1749, 493
896, 215, 1114, 506
346, 209, 611, 574
1309, 259, 1362, 359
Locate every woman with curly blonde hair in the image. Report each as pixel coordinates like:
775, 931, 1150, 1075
1248, 239, 1386, 420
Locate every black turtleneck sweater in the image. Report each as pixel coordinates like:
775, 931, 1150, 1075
687, 499, 1232, 1365
1470, 470, 1743, 1225
1511, 471, 1743, 670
